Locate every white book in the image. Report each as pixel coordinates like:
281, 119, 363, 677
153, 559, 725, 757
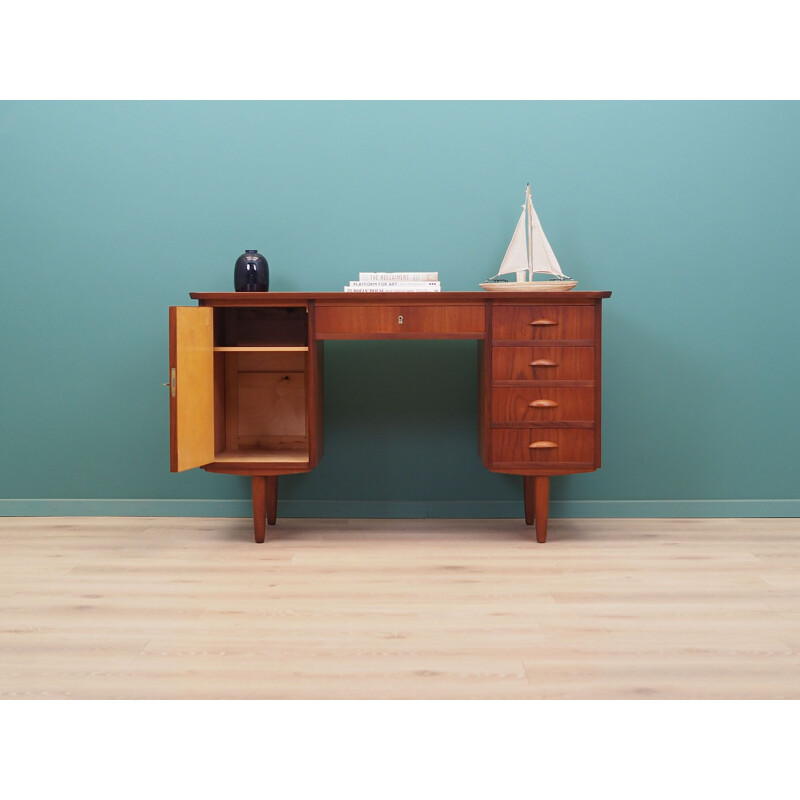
358, 271, 438, 282
344, 285, 441, 292
349, 280, 440, 289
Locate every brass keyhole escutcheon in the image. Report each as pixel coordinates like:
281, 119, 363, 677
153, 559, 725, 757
397, 315, 404, 324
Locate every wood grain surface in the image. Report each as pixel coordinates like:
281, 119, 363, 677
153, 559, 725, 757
169, 306, 215, 472
491, 305, 595, 341
315, 304, 486, 339
1, 517, 799, 699
491, 346, 595, 382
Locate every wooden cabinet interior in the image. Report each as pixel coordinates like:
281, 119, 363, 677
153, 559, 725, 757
213, 350, 310, 464
214, 306, 309, 348
210, 306, 314, 465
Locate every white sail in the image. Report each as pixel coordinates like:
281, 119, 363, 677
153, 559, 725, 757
528, 196, 568, 279
498, 209, 529, 280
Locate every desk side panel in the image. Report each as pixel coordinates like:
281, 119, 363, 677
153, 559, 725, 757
594, 298, 603, 469
478, 341, 486, 465
307, 302, 324, 467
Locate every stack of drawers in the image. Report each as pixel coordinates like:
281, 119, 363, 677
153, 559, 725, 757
485, 301, 602, 474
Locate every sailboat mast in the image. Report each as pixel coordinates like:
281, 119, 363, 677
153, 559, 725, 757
525, 183, 533, 282
525, 183, 533, 281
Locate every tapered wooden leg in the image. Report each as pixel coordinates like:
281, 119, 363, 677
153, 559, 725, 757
523, 476, 535, 526
252, 476, 267, 543
534, 476, 550, 543
266, 476, 278, 526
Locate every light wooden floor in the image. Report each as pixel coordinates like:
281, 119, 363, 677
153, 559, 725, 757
1, 516, 798, 699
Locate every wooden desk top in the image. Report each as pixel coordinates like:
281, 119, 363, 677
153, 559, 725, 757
191, 291, 612, 307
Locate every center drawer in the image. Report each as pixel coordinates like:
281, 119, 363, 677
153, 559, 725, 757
315, 304, 486, 338
492, 304, 595, 342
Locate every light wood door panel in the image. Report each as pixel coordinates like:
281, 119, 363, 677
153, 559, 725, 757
169, 306, 215, 472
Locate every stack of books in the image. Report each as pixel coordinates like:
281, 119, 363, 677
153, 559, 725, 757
343, 272, 441, 292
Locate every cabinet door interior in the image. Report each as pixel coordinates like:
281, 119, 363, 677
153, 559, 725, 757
169, 306, 215, 471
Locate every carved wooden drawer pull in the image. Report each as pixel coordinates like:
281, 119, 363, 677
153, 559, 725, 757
529, 399, 558, 408
530, 318, 558, 326
529, 441, 559, 449
529, 359, 558, 367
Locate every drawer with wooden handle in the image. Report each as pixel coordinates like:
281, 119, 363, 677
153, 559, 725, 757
315, 304, 486, 339
491, 387, 595, 423
491, 346, 595, 383
492, 305, 595, 342
491, 428, 595, 466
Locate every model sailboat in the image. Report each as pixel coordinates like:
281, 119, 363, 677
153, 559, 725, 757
480, 184, 577, 291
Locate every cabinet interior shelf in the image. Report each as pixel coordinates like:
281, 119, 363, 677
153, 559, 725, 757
213, 346, 309, 352
213, 449, 310, 464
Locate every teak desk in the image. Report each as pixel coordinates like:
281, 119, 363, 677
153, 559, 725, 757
169, 291, 611, 543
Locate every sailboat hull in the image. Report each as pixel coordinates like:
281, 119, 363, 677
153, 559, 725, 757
479, 280, 578, 292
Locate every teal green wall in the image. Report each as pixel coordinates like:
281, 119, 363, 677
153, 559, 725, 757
1, 101, 798, 517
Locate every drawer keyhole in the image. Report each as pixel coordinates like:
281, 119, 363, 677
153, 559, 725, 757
397, 315, 404, 324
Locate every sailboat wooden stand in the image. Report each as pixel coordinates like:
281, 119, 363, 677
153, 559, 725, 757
481, 184, 577, 292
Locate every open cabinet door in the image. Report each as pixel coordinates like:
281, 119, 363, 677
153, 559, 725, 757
169, 306, 215, 472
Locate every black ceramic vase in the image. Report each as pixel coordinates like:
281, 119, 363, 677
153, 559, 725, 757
234, 250, 269, 292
